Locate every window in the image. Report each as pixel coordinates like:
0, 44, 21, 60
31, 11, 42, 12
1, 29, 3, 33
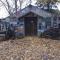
53, 16, 57, 28
39, 22, 45, 30
39, 23, 41, 29
45, 17, 51, 29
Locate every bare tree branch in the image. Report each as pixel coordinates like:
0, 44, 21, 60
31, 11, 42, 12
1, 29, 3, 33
0, 0, 9, 14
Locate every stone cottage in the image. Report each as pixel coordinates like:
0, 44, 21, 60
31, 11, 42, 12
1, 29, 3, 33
5, 4, 60, 37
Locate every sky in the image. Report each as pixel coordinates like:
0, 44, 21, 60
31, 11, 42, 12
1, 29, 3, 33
0, 0, 60, 19
57, 4, 60, 10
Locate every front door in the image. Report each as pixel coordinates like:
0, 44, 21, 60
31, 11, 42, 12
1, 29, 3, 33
25, 17, 37, 36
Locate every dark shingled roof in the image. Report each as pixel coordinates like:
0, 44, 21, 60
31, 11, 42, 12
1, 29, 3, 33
14, 5, 52, 18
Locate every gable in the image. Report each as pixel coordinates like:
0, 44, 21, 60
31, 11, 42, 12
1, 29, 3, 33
19, 12, 39, 18
16, 5, 52, 18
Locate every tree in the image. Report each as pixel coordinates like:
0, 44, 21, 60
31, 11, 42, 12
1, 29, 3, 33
0, 0, 9, 13
19, 0, 24, 10
36, 0, 60, 11
6, 0, 12, 15
0, 0, 25, 16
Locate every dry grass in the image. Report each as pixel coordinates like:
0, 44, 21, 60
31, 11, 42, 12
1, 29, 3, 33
0, 36, 60, 60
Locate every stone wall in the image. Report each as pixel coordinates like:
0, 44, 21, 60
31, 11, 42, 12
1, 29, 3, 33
37, 16, 51, 36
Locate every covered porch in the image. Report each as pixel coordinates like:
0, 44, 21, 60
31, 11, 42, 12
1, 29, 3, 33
18, 12, 52, 36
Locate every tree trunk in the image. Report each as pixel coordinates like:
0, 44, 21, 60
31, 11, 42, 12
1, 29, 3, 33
47, 2, 50, 11
15, 0, 17, 15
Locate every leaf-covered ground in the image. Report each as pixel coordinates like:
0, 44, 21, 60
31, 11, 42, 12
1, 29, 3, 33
0, 36, 60, 60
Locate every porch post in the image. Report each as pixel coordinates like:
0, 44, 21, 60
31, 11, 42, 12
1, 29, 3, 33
51, 17, 54, 27
23, 18, 25, 36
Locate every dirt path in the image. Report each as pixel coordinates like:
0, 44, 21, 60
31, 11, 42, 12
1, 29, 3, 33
0, 36, 60, 60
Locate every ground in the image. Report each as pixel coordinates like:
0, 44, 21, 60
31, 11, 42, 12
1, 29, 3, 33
0, 36, 60, 60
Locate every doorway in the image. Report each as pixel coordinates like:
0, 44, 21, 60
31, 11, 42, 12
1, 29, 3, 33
25, 17, 37, 36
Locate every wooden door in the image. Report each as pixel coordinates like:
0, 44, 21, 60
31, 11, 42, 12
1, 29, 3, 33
25, 17, 37, 36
